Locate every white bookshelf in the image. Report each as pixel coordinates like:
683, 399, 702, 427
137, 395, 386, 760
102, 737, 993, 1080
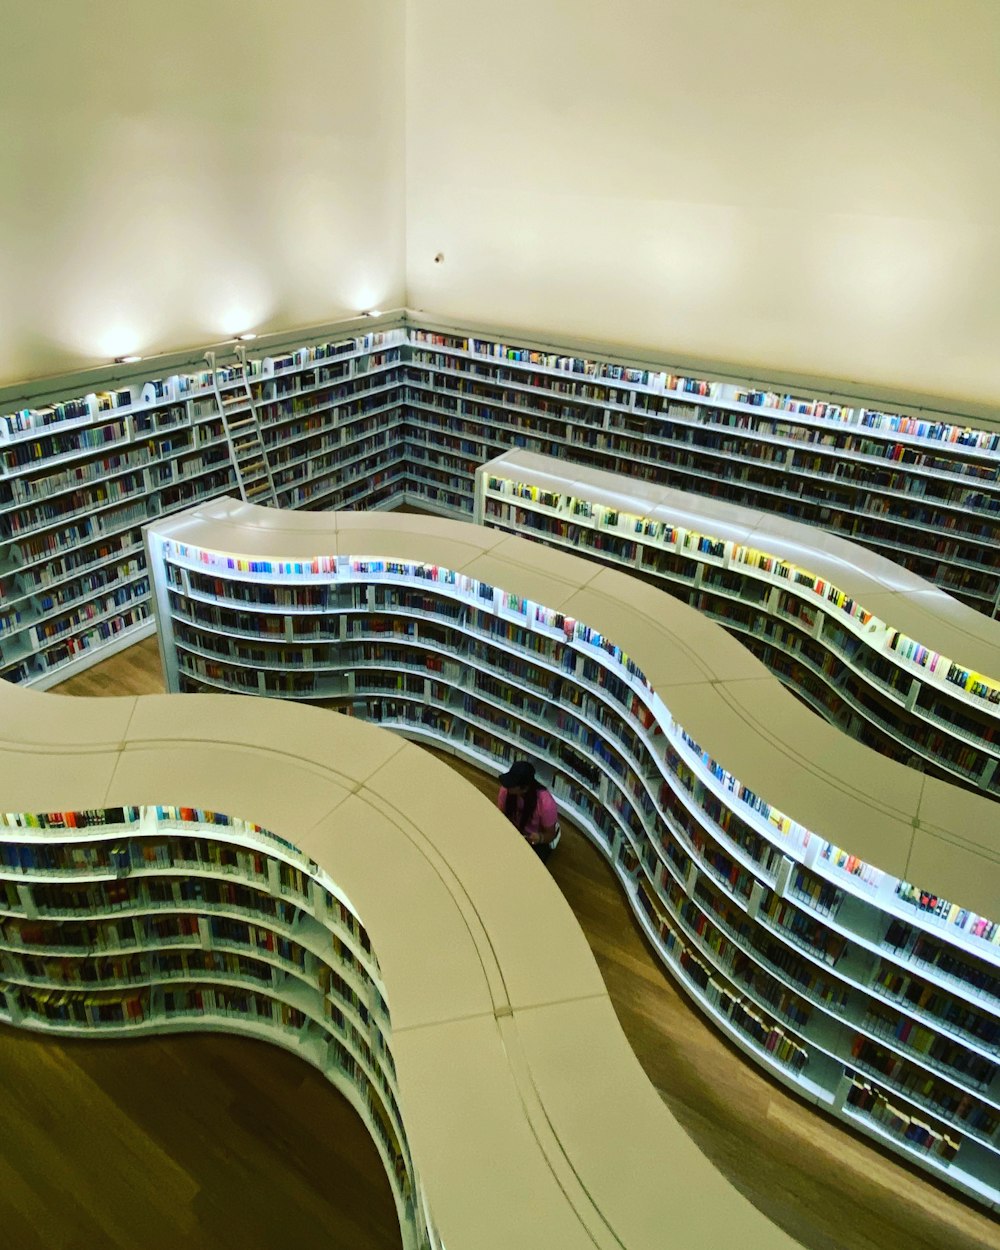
402, 322, 1000, 618
0, 318, 407, 688
0, 803, 419, 1247
145, 501, 1000, 1210
3, 308, 998, 690
473, 450, 1000, 798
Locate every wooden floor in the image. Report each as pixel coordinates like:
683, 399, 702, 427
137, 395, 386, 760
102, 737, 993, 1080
1, 636, 995, 1250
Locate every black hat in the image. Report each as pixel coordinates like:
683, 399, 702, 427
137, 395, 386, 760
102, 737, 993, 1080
499, 760, 536, 788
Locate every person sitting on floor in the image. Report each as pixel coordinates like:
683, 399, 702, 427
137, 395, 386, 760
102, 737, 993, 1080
496, 759, 561, 863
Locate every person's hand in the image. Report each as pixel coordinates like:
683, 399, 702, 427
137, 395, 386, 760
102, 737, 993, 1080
525, 832, 540, 845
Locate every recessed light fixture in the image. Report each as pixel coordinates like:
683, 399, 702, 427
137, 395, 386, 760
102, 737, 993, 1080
235, 332, 257, 342
115, 355, 143, 364
363, 309, 383, 318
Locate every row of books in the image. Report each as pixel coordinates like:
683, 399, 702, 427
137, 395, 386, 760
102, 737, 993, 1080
790, 867, 844, 918
0, 947, 274, 989
492, 481, 1000, 714
894, 882, 999, 945
265, 329, 400, 375
864, 1001, 997, 1089
0, 332, 397, 446
870, 961, 999, 1052
884, 921, 999, 1003
0, 603, 150, 682
845, 1075, 961, 1161
0, 388, 133, 439
819, 841, 885, 889
161, 984, 306, 1030
478, 365, 1000, 496
12, 984, 148, 1024
4, 470, 149, 537
761, 893, 847, 968
1, 892, 372, 1001
850, 1036, 998, 1136
447, 332, 1000, 454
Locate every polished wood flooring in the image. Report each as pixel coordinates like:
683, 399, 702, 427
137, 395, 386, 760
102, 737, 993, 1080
0, 637, 994, 1250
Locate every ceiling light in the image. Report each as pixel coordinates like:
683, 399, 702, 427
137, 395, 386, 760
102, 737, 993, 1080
363, 309, 383, 318
235, 332, 257, 342
115, 355, 143, 364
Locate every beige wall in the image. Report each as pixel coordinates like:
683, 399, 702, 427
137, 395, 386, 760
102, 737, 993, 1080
4, 1, 998, 409
406, 0, 1000, 409
0, 0, 405, 385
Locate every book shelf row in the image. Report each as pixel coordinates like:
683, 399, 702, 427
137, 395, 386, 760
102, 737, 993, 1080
472, 451, 1000, 798
144, 503, 1000, 1209
0, 331, 397, 443
460, 336, 999, 454
0, 324, 408, 688
1, 309, 996, 690
401, 324, 1000, 618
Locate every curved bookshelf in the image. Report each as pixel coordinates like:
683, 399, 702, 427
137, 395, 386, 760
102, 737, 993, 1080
0, 799, 415, 1241
0, 659, 815, 1249
144, 502, 1000, 1210
474, 450, 1000, 798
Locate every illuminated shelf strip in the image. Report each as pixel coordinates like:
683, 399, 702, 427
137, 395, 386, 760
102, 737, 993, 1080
473, 451, 1000, 796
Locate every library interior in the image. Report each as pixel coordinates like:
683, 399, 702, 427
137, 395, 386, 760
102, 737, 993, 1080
0, 3, 998, 1249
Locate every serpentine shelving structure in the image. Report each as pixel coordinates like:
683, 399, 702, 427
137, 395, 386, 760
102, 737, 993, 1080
0, 673, 809, 1249
475, 450, 1000, 797
143, 504, 1000, 1210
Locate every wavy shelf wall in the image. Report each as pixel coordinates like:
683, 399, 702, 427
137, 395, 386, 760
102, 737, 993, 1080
475, 450, 1000, 798
144, 502, 1000, 1209
0, 676, 809, 1249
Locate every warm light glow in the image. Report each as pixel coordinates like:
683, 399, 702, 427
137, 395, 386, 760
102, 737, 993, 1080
115, 354, 143, 364
235, 332, 257, 341
215, 300, 269, 339
363, 309, 383, 318
89, 324, 150, 363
